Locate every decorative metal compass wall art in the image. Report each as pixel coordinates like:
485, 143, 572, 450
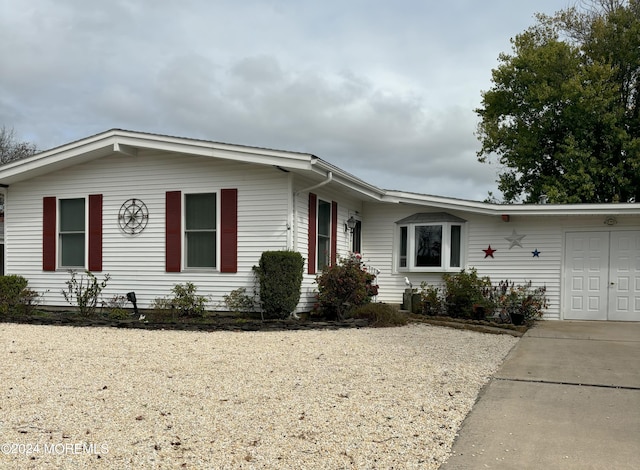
118, 198, 149, 235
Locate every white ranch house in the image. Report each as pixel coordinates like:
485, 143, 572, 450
0, 129, 639, 321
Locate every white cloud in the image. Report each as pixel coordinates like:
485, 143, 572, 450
0, 0, 570, 199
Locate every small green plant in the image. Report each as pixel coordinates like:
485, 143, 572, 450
150, 297, 173, 312
104, 295, 130, 319
0, 275, 39, 315
62, 270, 110, 316
223, 287, 257, 315
253, 251, 304, 319
315, 254, 378, 321
351, 303, 408, 327
153, 282, 209, 317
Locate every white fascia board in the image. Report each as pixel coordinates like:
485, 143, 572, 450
114, 133, 316, 171
0, 137, 115, 184
384, 191, 496, 214
386, 190, 640, 216
0, 130, 318, 185
500, 203, 640, 216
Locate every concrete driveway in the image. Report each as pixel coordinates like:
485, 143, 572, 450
441, 321, 640, 469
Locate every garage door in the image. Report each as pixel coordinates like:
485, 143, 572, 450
564, 231, 640, 321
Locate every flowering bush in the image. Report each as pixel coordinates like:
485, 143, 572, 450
315, 254, 378, 320
497, 280, 549, 324
420, 272, 548, 325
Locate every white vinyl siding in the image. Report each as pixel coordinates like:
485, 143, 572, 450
5, 151, 291, 310
360, 203, 631, 321
293, 177, 364, 311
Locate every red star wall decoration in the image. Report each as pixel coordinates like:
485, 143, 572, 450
483, 245, 496, 258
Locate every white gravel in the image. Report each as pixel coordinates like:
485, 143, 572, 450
0, 323, 517, 469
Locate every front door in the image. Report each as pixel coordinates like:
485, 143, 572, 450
564, 231, 640, 321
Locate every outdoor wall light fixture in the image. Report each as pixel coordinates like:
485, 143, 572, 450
345, 216, 357, 233
604, 216, 618, 226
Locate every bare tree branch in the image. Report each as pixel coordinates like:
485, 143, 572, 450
0, 126, 37, 165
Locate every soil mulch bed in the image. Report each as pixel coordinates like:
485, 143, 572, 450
408, 314, 529, 337
2, 311, 529, 335
2, 311, 371, 332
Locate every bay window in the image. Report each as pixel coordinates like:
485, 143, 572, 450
396, 213, 466, 271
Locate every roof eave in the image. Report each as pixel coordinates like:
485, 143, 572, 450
0, 129, 319, 185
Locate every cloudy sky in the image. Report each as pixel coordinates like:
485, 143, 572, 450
0, 0, 572, 200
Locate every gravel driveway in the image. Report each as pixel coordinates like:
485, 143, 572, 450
0, 323, 517, 469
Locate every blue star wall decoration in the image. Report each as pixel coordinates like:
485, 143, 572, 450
532, 249, 541, 257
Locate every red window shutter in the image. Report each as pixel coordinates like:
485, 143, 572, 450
308, 193, 317, 275
43, 197, 56, 271
166, 191, 182, 272
220, 188, 238, 273
88, 194, 103, 272
331, 201, 338, 266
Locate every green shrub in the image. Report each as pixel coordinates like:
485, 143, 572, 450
223, 287, 257, 315
152, 282, 209, 317
419, 282, 444, 316
62, 270, 110, 316
253, 251, 304, 319
315, 254, 377, 320
0, 275, 38, 315
351, 303, 408, 327
172, 282, 208, 316
442, 268, 493, 318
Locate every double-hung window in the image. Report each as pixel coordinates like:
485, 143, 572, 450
396, 213, 465, 272
185, 193, 217, 268
317, 199, 331, 271
59, 198, 85, 268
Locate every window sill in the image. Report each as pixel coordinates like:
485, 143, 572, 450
398, 267, 463, 273
182, 267, 218, 273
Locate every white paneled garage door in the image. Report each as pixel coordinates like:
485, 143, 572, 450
564, 231, 640, 321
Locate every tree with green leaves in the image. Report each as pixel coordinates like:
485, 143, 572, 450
476, 0, 640, 203
0, 126, 37, 165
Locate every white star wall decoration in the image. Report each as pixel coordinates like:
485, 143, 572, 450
505, 230, 526, 249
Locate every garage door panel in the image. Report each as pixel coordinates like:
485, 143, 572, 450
565, 231, 640, 322
588, 276, 602, 291
571, 296, 583, 310
588, 297, 601, 310
609, 232, 640, 321
616, 297, 629, 311
564, 232, 608, 320
617, 276, 630, 292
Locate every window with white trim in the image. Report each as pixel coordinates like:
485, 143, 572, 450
185, 193, 217, 268
396, 213, 465, 272
59, 198, 85, 268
